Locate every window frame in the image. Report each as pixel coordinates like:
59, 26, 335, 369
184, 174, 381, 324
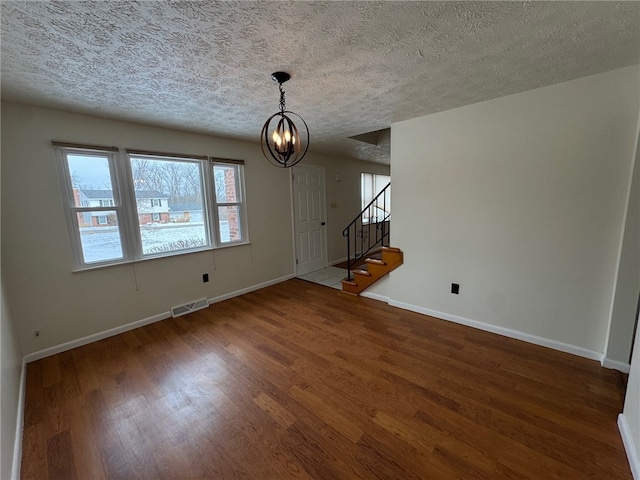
54, 144, 132, 269
54, 143, 249, 271
210, 159, 249, 246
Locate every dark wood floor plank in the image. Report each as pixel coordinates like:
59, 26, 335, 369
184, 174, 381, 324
46, 430, 78, 480
21, 278, 632, 479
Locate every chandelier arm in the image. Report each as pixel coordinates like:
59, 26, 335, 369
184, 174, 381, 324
261, 115, 284, 167
284, 111, 310, 163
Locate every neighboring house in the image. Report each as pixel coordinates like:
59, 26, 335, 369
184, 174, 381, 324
168, 203, 204, 223
133, 190, 171, 225
75, 189, 171, 226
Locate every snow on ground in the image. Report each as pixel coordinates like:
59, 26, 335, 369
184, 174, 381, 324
80, 222, 229, 263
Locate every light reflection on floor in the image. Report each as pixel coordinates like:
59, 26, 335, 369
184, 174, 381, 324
297, 266, 345, 290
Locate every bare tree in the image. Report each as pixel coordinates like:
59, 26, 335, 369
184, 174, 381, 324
71, 171, 83, 187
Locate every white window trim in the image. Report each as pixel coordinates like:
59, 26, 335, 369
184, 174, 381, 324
54, 144, 249, 271
210, 159, 249, 246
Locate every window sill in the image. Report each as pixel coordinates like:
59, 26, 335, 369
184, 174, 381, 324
72, 241, 251, 273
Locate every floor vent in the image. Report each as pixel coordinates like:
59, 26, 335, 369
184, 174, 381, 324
171, 298, 209, 318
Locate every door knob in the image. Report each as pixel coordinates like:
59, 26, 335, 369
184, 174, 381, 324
321, 222, 326, 225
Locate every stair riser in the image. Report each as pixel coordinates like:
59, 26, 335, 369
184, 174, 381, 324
381, 251, 403, 266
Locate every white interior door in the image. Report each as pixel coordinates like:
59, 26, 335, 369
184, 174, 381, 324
293, 165, 326, 275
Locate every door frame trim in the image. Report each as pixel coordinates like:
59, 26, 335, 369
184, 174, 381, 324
290, 164, 328, 276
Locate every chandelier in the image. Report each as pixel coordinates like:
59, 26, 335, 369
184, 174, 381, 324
260, 72, 309, 168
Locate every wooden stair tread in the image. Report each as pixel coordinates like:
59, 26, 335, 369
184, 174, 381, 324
352, 269, 371, 276
380, 246, 401, 252
365, 258, 385, 265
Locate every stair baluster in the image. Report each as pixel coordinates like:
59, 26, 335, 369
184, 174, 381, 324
342, 182, 391, 281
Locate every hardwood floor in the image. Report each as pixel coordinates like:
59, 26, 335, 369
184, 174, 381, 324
21, 279, 632, 479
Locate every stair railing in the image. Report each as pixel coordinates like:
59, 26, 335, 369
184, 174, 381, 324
342, 182, 391, 281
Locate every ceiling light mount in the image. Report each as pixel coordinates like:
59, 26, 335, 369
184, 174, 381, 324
270, 71, 290, 84
260, 71, 309, 168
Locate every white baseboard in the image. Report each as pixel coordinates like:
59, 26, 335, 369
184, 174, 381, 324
330, 257, 348, 266
24, 274, 296, 364
24, 311, 171, 364
619, 414, 640, 480
387, 300, 603, 362
601, 357, 631, 373
11, 358, 26, 480
208, 274, 295, 305
360, 291, 390, 303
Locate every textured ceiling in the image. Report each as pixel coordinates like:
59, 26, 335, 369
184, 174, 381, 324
2, 1, 639, 164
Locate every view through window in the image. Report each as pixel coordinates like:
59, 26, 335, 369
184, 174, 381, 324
55, 144, 248, 269
361, 172, 391, 223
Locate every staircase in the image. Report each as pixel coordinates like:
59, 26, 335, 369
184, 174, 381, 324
341, 182, 403, 295
341, 246, 403, 295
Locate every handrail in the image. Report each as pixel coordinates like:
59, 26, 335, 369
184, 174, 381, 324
342, 182, 391, 281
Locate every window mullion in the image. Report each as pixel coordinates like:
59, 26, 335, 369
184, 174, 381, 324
205, 160, 220, 246
114, 150, 143, 260
237, 164, 249, 242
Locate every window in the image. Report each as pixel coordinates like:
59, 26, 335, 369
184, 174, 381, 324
54, 143, 248, 270
212, 161, 247, 243
129, 153, 209, 255
361, 173, 391, 224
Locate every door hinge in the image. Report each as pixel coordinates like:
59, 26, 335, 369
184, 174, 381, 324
296, 259, 298, 264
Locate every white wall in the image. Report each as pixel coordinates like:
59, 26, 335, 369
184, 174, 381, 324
1, 102, 299, 356
389, 65, 640, 355
622, 319, 640, 478
1, 127, 25, 480
605, 123, 640, 365
0, 280, 23, 480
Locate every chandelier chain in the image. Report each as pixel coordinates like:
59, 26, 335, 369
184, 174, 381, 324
279, 83, 286, 113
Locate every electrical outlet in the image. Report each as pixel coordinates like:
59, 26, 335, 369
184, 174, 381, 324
451, 283, 460, 294
202, 273, 209, 283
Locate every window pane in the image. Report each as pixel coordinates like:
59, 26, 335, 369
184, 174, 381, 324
78, 211, 124, 263
218, 205, 242, 243
213, 164, 238, 203
361, 173, 390, 224
67, 155, 114, 206
130, 156, 209, 255
361, 173, 373, 210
